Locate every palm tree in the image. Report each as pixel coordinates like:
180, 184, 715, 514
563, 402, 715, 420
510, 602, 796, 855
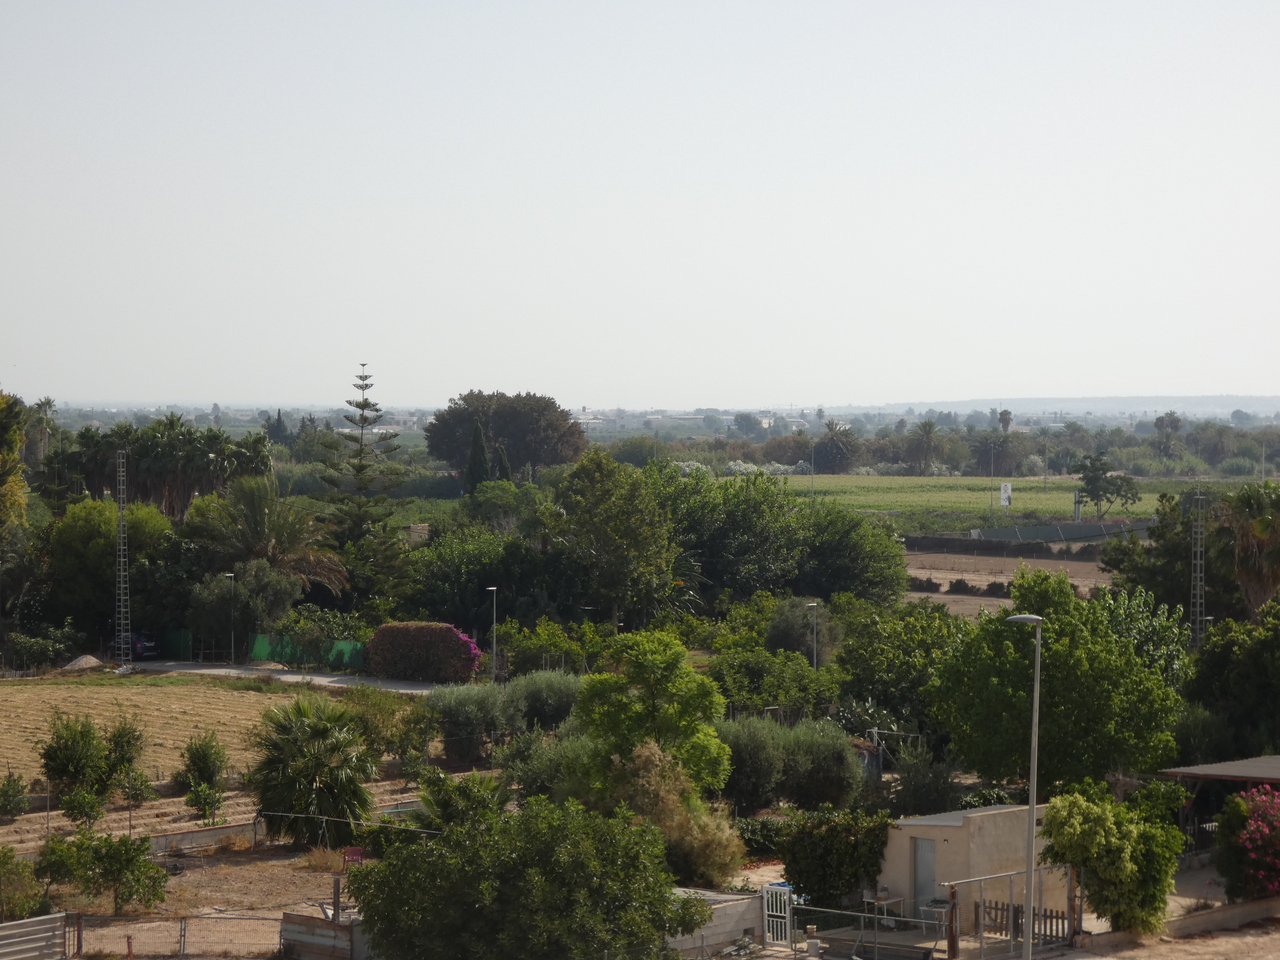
907, 420, 940, 475
998, 409, 1013, 434
184, 475, 347, 594
1218, 481, 1280, 619
813, 419, 858, 474
246, 695, 378, 847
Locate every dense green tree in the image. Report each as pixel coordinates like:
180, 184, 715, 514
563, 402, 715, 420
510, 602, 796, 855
1075, 454, 1141, 519
777, 807, 894, 909
1187, 600, 1280, 757
790, 503, 906, 603
0, 845, 42, 921
708, 648, 838, 716
648, 464, 799, 601
426, 390, 587, 472
246, 695, 378, 848
186, 558, 303, 660
1100, 493, 1247, 625
932, 569, 1180, 793
43, 499, 170, 641
833, 597, 970, 734
0, 392, 27, 532
575, 630, 730, 791
348, 793, 709, 960
559, 451, 676, 624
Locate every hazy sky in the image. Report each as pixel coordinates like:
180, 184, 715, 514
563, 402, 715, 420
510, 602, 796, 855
2, 3, 1278, 411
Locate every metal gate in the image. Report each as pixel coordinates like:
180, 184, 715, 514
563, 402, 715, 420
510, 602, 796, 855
763, 883, 792, 945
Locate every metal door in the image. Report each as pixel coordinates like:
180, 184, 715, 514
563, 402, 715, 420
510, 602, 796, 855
912, 837, 936, 917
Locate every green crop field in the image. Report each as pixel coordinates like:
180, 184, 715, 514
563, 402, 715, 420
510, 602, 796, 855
785, 475, 1242, 517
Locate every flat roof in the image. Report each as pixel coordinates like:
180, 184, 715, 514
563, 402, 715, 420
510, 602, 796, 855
895, 805, 1026, 828
1163, 756, 1280, 783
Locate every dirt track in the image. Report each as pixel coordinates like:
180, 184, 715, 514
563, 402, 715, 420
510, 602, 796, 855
906, 551, 1111, 618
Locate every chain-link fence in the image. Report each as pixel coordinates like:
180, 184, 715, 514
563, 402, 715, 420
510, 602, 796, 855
76, 914, 280, 958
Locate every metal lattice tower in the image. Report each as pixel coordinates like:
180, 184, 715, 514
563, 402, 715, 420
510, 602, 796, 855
1190, 493, 1206, 647
114, 449, 132, 663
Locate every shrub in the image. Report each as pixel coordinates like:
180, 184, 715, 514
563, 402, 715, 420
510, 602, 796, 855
715, 718, 784, 812
908, 576, 941, 593
1215, 784, 1280, 902
429, 683, 510, 763
366, 622, 481, 683
185, 782, 225, 825
495, 729, 596, 803
982, 580, 1011, 598
356, 814, 423, 860
175, 731, 229, 792
959, 786, 1013, 809
10, 632, 69, 668
341, 685, 409, 757
504, 671, 582, 731
0, 845, 42, 921
0, 771, 29, 822
502, 618, 586, 675
777, 807, 894, 908
734, 815, 788, 857
891, 741, 961, 817
947, 578, 977, 595
1222, 456, 1260, 477
39, 711, 106, 794
779, 720, 865, 809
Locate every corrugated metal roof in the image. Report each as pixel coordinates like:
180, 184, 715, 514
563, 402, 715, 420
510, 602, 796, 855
1163, 756, 1280, 783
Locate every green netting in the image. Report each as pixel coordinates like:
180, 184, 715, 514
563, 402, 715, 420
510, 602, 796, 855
247, 634, 366, 671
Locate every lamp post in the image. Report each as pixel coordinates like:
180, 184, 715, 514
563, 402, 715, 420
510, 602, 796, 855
807, 602, 818, 669
487, 587, 498, 682
1007, 613, 1044, 960
224, 572, 236, 664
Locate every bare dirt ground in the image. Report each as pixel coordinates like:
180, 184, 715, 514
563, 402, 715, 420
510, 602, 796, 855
906, 550, 1111, 619
0, 675, 301, 781
1063, 918, 1280, 959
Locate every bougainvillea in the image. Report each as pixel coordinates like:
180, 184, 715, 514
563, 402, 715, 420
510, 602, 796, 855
366, 622, 481, 683
1215, 785, 1280, 902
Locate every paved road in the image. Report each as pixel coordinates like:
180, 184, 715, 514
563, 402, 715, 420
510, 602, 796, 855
141, 660, 437, 695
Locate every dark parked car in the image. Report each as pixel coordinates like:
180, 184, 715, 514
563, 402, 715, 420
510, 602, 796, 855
130, 631, 160, 660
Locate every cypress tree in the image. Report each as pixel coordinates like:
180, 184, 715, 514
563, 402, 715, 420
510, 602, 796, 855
465, 420, 491, 495
496, 445, 512, 482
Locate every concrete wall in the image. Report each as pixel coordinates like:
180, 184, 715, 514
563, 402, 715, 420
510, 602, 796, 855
880, 806, 1065, 932
667, 897, 762, 956
280, 913, 353, 960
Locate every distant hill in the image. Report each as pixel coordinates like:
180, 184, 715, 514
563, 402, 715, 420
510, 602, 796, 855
831, 396, 1280, 420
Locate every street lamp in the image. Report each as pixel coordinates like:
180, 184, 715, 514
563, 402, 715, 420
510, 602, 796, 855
807, 602, 819, 669
224, 572, 236, 664
1006, 613, 1044, 960
487, 587, 498, 682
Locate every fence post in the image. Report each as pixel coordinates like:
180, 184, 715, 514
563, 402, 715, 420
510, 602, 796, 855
179, 917, 187, 955
77, 916, 83, 957
947, 883, 959, 959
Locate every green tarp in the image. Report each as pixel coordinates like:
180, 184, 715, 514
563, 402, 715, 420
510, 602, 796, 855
247, 634, 366, 672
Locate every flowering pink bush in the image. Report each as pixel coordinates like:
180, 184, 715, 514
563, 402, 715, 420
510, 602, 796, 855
366, 622, 481, 683
1215, 784, 1280, 901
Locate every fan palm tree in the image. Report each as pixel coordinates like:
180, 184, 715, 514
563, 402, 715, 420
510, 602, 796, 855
184, 475, 347, 594
246, 695, 378, 848
1218, 480, 1280, 619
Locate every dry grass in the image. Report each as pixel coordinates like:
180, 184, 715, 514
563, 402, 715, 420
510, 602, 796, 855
0, 673, 303, 781
300, 847, 345, 873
